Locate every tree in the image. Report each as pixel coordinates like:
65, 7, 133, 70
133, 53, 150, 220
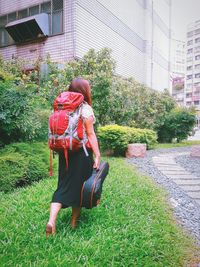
157, 107, 196, 143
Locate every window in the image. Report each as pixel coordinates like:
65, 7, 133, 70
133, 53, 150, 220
196, 55, 200, 60
195, 73, 200, 78
186, 93, 192, 98
0, 28, 8, 47
187, 66, 192, 71
29, 5, 39, 16
194, 90, 200, 96
187, 48, 193, 54
0, 16, 8, 47
52, 12, 63, 34
187, 40, 193, 46
186, 83, 192, 90
187, 56, 193, 62
186, 101, 192, 106
41, 2, 51, 13
18, 9, 28, 19
187, 75, 192, 80
52, 0, 63, 34
0, 0, 63, 47
195, 37, 200, 43
187, 31, 193, 38
195, 28, 200, 35
195, 46, 200, 53
7, 13, 16, 45
194, 100, 200, 105
194, 82, 200, 87
195, 64, 200, 70
53, 0, 63, 11
8, 12, 16, 22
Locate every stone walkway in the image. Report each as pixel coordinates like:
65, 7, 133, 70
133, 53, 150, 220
152, 152, 200, 206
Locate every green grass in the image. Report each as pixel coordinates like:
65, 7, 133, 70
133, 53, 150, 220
154, 140, 200, 149
0, 157, 199, 266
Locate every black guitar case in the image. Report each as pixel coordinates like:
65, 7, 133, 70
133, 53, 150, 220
80, 162, 109, 209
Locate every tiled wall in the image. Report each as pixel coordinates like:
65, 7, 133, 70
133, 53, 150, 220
75, 0, 171, 90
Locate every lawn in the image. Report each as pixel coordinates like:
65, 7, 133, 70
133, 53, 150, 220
154, 140, 200, 149
0, 156, 199, 266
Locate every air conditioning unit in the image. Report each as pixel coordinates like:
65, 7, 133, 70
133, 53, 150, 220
5, 13, 49, 43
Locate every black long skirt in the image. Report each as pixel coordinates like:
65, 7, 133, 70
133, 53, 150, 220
51, 148, 93, 208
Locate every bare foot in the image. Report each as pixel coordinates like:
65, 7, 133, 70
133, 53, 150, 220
46, 222, 56, 238
70, 218, 77, 230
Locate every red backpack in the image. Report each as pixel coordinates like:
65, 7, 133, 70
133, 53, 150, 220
48, 91, 89, 176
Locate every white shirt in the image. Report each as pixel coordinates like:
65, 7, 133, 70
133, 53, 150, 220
82, 102, 96, 124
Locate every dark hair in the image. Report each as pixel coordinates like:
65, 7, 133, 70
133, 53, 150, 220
68, 78, 92, 106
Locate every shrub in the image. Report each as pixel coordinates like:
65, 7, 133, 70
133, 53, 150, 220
98, 125, 131, 155
0, 153, 28, 193
0, 80, 50, 146
98, 125, 157, 155
0, 142, 51, 193
129, 128, 157, 149
157, 108, 196, 143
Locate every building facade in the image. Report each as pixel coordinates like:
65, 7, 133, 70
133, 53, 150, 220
185, 20, 200, 112
0, 0, 171, 91
170, 39, 185, 106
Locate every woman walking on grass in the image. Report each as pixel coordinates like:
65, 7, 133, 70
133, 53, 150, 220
46, 78, 101, 236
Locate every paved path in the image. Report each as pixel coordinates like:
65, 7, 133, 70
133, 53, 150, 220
152, 152, 200, 206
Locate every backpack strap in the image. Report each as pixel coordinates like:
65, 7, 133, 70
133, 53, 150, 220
64, 147, 68, 170
80, 103, 89, 157
49, 149, 53, 176
82, 141, 89, 156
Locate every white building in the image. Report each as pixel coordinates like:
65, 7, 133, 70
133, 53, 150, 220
0, 0, 171, 91
185, 19, 200, 111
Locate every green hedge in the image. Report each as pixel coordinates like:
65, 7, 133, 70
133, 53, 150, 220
98, 124, 157, 155
0, 142, 51, 193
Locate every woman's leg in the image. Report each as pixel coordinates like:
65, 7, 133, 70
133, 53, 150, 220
71, 207, 81, 229
46, 202, 62, 236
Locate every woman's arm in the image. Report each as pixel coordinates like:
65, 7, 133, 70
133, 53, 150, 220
84, 116, 101, 170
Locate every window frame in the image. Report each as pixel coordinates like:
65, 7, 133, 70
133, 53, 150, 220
187, 74, 193, 80
195, 55, 200, 60
187, 40, 193, 46
187, 48, 193, 54
187, 66, 193, 71
195, 37, 200, 43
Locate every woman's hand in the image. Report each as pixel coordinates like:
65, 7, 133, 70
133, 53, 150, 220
93, 155, 101, 170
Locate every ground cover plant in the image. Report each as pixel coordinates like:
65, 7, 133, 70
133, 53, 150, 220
0, 156, 199, 266
154, 140, 200, 149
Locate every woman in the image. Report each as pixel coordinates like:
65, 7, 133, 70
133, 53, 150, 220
46, 78, 101, 236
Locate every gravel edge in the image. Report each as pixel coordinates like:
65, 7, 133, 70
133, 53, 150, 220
127, 146, 200, 245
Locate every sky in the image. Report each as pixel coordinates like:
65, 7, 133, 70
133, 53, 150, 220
171, 0, 200, 41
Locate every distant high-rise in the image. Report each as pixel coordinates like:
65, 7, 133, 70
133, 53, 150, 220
171, 39, 185, 106
185, 20, 200, 111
